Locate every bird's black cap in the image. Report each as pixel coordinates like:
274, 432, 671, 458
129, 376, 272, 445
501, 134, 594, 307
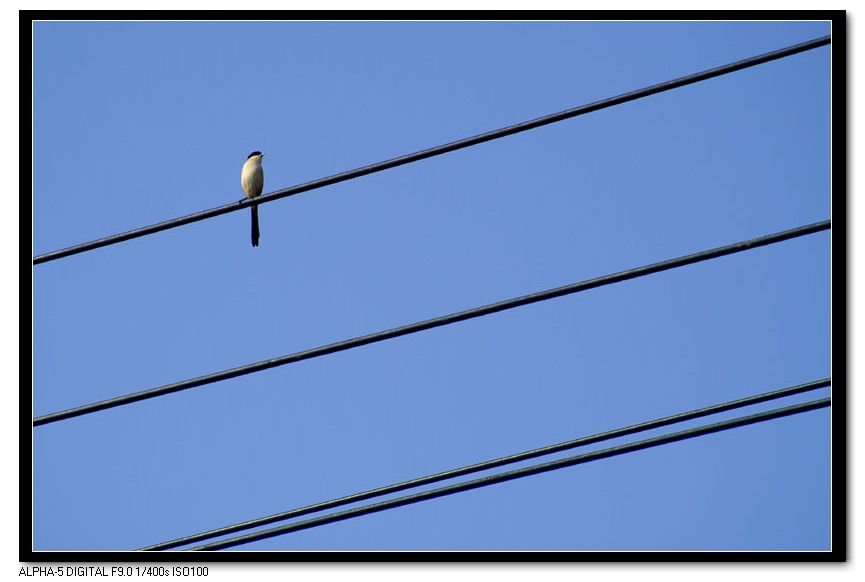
247, 151, 263, 159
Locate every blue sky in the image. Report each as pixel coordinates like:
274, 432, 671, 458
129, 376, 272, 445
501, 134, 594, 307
32, 20, 832, 552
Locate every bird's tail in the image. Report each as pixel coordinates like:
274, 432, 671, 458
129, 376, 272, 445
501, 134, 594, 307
251, 204, 260, 247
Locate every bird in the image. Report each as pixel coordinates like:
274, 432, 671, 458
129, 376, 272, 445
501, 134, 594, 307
241, 151, 264, 247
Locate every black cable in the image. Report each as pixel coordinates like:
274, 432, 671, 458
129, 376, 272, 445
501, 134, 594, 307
32, 219, 831, 427
32, 35, 830, 266
140, 377, 829, 551
179, 397, 830, 551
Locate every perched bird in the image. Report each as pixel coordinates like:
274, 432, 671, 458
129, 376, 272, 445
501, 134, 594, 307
241, 151, 264, 247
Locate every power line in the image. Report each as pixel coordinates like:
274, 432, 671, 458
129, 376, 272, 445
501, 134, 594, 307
140, 377, 830, 551
33, 219, 831, 427
32, 35, 830, 266
178, 397, 830, 551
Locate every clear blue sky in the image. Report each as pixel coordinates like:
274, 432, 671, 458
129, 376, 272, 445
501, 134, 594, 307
33, 20, 832, 552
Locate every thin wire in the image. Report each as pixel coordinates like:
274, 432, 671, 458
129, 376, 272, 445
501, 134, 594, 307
32, 35, 830, 266
33, 219, 831, 427
179, 397, 830, 551
140, 377, 830, 550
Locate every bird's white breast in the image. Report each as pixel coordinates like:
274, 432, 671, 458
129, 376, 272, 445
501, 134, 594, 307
241, 158, 264, 199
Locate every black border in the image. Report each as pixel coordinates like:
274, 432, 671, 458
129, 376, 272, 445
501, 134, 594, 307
24, 10, 846, 563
